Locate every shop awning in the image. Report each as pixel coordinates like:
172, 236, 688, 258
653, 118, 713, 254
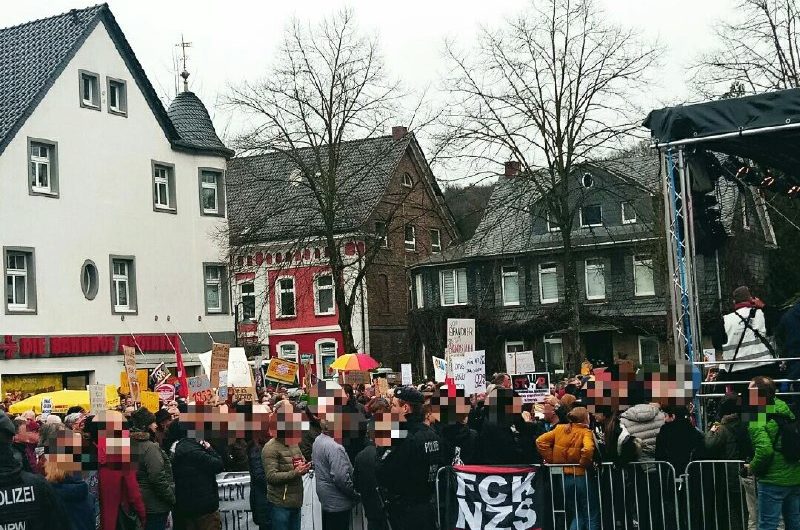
644, 88, 800, 176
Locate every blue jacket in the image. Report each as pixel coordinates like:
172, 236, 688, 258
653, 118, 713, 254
51, 474, 96, 530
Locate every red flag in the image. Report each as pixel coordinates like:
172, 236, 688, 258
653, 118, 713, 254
446, 375, 456, 397
172, 336, 189, 398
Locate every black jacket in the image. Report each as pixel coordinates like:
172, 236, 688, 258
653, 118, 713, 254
0, 443, 69, 530
51, 474, 95, 530
247, 444, 271, 528
171, 439, 225, 516
477, 419, 525, 465
377, 417, 443, 503
354, 443, 388, 524
439, 423, 479, 465
655, 419, 704, 474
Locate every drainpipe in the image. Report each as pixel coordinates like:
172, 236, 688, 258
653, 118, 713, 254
359, 259, 366, 353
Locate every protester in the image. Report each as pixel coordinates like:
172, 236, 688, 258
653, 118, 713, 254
263, 401, 310, 530
377, 386, 442, 530
247, 433, 272, 530
536, 406, 599, 530
620, 400, 665, 461
168, 418, 225, 530
437, 395, 479, 466
154, 408, 173, 449
542, 397, 562, 432
130, 408, 175, 530
655, 405, 704, 474
13, 416, 39, 472
354, 399, 391, 530
312, 417, 361, 530
746, 376, 800, 530
45, 457, 96, 530
0, 411, 70, 530
89, 411, 147, 530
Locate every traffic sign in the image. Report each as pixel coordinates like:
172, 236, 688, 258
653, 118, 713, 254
156, 383, 175, 402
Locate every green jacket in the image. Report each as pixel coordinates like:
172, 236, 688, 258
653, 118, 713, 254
262, 438, 304, 508
131, 431, 176, 513
748, 398, 800, 486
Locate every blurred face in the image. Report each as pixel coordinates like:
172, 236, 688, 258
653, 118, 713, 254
543, 403, 556, 422
748, 382, 769, 407
501, 375, 512, 389
391, 398, 410, 416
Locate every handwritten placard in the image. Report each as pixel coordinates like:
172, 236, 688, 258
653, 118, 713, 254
464, 350, 486, 395
432, 356, 447, 383
188, 374, 213, 403
88, 384, 107, 415
446, 319, 475, 355
401, 364, 412, 385
210, 343, 230, 389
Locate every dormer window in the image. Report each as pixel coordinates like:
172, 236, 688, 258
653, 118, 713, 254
79, 70, 100, 109
581, 173, 594, 189
289, 169, 303, 187
402, 172, 413, 187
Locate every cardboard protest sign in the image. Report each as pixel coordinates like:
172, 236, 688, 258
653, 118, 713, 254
512, 372, 551, 403
150, 362, 170, 387
210, 343, 230, 389
401, 364, 413, 385
376, 378, 390, 398
463, 350, 486, 395
188, 375, 213, 403
266, 358, 299, 384
432, 356, 447, 383
120, 369, 148, 397
88, 384, 107, 415
231, 386, 255, 403
123, 346, 140, 401
140, 391, 160, 412
505, 351, 535, 375
446, 319, 475, 355
342, 371, 371, 385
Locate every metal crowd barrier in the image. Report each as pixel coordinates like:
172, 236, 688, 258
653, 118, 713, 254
680, 460, 750, 530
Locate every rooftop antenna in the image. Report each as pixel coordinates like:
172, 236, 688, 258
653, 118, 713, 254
176, 34, 192, 92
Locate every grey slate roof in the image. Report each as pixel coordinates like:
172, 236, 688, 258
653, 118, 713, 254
227, 135, 411, 244
0, 4, 230, 158
168, 91, 233, 158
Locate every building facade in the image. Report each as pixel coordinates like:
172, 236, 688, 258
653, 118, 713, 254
226, 128, 458, 380
0, 6, 234, 397
409, 156, 776, 376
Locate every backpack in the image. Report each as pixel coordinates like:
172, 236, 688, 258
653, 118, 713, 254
772, 414, 800, 462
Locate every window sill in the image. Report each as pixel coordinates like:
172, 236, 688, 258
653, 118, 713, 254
6, 307, 36, 315
634, 293, 656, 298
315, 312, 336, 317
154, 206, 177, 214
113, 308, 137, 315
441, 303, 468, 307
622, 220, 637, 225
80, 102, 101, 111
108, 108, 128, 117
30, 189, 58, 198
580, 224, 603, 229
503, 302, 521, 307
540, 299, 559, 305
276, 315, 297, 320
202, 209, 223, 217
585, 298, 606, 303
405, 248, 417, 253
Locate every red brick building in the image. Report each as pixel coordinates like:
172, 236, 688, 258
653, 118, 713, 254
226, 128, 458, 380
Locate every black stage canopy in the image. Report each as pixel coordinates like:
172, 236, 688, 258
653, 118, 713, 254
644, 88, 800, 177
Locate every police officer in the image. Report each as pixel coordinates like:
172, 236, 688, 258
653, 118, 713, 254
0, 411, 69, 530
377, 386, 442, 530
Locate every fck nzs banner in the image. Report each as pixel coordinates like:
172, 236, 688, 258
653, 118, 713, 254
452, 465, 538, 530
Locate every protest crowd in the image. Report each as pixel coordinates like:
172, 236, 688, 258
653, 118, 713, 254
1, 287, 800, 530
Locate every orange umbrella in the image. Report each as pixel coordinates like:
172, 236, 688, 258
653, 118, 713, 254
329, 353, 380, 371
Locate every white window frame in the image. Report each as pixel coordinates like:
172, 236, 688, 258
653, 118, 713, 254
375, 221, 388, 248
79, 70, 100, 109
430, 228, 442, 253
546, 211, 560, 232
154, 165, 171, 209
30, 143, 51, 193
405, 224, 416, 252
201, 171, 219, 214
316, 339, 339, 381
106, 77, 127, 116
544, 334, 564, 371
276, 276, 296, 318
501, 266, 520, 306
638, 336, 660, 365
440, 269, 468, 306
538, 263, 559, 304
240, 281, 256, 321
579, 204, 603, 228
6, 253, 28, 310
505, 341, 525, 354
314, 274, 335, 316
205, 266, 223, 313
277, 341, 300, 364
402, 172, 413, 187
112, 261, 131, 313
633, 255, 655, 297
584, 259, 606, 301
414, 273, 424, 309
621, 201, 637, 224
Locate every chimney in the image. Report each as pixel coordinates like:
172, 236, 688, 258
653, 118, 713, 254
392, 126, 408, 140
504, 160, 521, 177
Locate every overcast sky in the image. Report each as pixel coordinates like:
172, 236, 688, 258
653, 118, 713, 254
4, 0, 733, 178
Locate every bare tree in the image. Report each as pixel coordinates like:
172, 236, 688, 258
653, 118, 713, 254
225, 10, 427, 355
693, 0, 800, 97
440, 0, 659, 372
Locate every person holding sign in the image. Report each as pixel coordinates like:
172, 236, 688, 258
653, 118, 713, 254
377, 387, 442, 530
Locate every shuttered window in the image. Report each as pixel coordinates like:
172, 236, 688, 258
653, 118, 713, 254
440, 269, 468, 306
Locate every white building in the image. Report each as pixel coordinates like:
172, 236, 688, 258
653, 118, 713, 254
0, 5, 234, 397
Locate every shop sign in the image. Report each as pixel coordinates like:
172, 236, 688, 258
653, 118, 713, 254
0, 334, 181, 360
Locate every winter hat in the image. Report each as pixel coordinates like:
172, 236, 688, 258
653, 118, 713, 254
154, 408, 172, 425
733, 286, 752, 303
393, 386, 424, 405
130, 407, 156, 431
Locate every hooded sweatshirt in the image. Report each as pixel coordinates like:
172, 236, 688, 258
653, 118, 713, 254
620, 404, 665, 461
51, 474, 96, 530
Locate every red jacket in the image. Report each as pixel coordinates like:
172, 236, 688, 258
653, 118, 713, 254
98, 466, 147, 530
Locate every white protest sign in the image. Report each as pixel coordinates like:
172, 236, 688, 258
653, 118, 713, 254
506, 351, 536, 374
452, 355, 467, 390
464, 350, 486, 395
432, 356, 447, 383
88, 384, 107, 415
446, 319, 475, 355
401, 364, 413, 385
512, 372, 551, 404
40, 397, 52, 417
